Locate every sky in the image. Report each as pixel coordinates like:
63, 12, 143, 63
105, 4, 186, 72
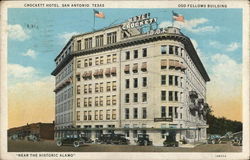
7, 8, 242, 128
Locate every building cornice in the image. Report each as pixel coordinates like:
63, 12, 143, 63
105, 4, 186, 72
51, 32, 210, 82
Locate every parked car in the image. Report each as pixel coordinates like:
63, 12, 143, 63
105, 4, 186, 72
26, 134, 40, 142
95, 133, 112, 144
135, 134, 152, 146
56, 132, 92, 147
231, 132, 242, 146
163, 131, 178, 147
96, 133, 129, 145
207, 134, 221, 144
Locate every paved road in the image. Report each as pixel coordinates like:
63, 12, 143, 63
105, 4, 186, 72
8, 140, 242, 152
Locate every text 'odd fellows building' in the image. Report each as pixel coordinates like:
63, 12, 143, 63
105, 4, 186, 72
51, 13, 210, 146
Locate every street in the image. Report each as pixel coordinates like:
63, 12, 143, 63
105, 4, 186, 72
8, 140, 242, 152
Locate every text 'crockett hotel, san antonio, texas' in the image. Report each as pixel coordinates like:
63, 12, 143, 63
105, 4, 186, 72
51, 12, 210, 146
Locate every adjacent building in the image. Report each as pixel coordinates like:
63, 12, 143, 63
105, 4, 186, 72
52, 13, 210, 146
8, 122, 55, 140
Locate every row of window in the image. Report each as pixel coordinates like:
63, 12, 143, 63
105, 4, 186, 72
124, 92, 147, 103
125, 77, 147, 89
77, 81, 117, 94
56, 46, 72, 66
186, 69, 206, 97
56, 112, 72, 124
161, 59, 186, 71
161, 45, 184, 56
76, 109, 117, 121
161, 106, 181, 119
56, 100, 73, 114
161, 75, 183, 87
125, 48, 147, 60
124, 107, 147, 119
124, 62, 147, 74
162, 44, 206, 91
77, 54, 117, 68
161, 91, 183, 102
76, 68, 117, 81
77, 95, 117, 107
76, 31, 117, 51
56, 63, 73, 84
56, 87, 73, 104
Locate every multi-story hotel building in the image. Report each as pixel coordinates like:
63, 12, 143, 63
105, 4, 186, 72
51, 13, 210, 146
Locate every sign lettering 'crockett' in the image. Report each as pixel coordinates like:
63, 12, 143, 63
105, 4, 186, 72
122, 13, 157, 30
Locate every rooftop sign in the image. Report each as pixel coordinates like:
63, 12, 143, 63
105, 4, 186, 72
122, 13, 157, 30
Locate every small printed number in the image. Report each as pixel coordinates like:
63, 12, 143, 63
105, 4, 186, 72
216, 155, 226, 157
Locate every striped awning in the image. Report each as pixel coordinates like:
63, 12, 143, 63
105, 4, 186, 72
175, 60, 181, 69
111, 67, 116, 74
93, 70, 99, 76
132, 64, 138, 71
124, 65, 130, 72
76, 72, 81, 76
169, 60, 175, 67
87, 71, 92, 77
105, 68, 111, 75
141, 62, 147, 70
82, 72, 87, 78
98, 69, 103, 75
180, 63, 187, 71
161, 60, 167, 66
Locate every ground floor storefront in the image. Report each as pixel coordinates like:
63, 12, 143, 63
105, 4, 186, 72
55, 127, 207, 146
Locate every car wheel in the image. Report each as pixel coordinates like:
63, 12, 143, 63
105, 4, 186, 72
144, 140, 148, 146
56, 140, 62, 147
73, 141, 80, 147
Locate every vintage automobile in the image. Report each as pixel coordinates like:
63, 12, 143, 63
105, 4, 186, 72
163, 131, 179, 147
218, 132, 233, 144
231, 132, 242, 146
96, 133, 129, 145
135, 134, 152, 146
26, 134, 40, 142
56, 132, 92, 147
207, 134, 221, 144
9, 134, 19, 140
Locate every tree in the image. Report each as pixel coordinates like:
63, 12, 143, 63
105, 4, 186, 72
206, 106, 242, 135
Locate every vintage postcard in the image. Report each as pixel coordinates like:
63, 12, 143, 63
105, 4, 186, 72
0, 0, 249, 159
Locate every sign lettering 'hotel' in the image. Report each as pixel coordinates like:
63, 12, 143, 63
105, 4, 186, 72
51, 13, 210, 146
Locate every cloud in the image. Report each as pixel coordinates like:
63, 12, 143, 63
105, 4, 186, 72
187, 39, 242, 121
8, 76, 55, 128
207, 53, 242, 99
8, 24, 30, 41
159, 18, 219, 33
209, 54, 241, 92
59, 32, 79, 43
209, 41, 241, 52
159, 21, 172, 28
8, 64, 37, 79
22, 49, 37, 59
206, 53, 242, 121
226, 42, 240, 52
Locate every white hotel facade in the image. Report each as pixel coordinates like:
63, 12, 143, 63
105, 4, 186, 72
52, 14, 210, 146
